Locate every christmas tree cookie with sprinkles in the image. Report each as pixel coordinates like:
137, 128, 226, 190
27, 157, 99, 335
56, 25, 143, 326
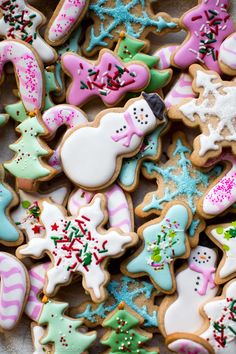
82, 0, 178, 56
171, 0, 234, 73
17, 194, 137, 302
0, 0, 57, 63
101, 302, 159, 354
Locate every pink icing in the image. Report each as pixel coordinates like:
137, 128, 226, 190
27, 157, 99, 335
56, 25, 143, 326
48, 0, 86, 42
173, 0, 234, 72
165, 73, 196, 108
169, 340, 209, 354
62, 51, 149, 106
155, 45, 178, 69
0, 41, 43, 112
189, 263, 216, 296
203, 154, 236, 216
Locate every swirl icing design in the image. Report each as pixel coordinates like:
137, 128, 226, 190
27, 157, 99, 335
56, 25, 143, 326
46, 0, 87, 44
68, 184, 133, 232
0, 40, 43, 112
0, 252, 28, 331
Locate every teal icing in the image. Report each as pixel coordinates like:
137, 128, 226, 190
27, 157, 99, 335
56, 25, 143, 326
55, 28, 82, 94
0, 183, 19, 242
127, 204, 189, 291
142, 137, 222, 238
75, 276, 158, 328
86, 0, 177, 52
118, 121, 167, 189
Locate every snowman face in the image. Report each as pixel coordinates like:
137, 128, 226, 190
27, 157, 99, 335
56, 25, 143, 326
189, 246, 216, 265
130, 99, 156, 129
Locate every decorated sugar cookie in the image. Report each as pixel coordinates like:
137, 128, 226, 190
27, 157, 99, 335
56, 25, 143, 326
45, 0, 89, 46
101, 302, 159, 354
219, 32, 236, 76
166, 333, 214, 354
60, 93, 165, 190
82, 0, 178, 56
68, 184, 134, 232
159, 246, 218, 336
200, 279, 236, 353
135, 132, 221, 247
17, 195, 137, 302
37, 298, 96, 354
31, 322, 50, 354
0, 0, 56, 63
172, 0, 234, 72
164, 73, 196, 108
0, 165, 22, 246
115, 33, 172, 93
122, 202, 192, 294
0, 252, 29, 331
154, 44, 178, 70
72, 274, 159, 330
168, 64, 236, 166
198, 154, 236, 218
206, 221, 236, 284
62, 49, 150, 107
12, 185, 69, 241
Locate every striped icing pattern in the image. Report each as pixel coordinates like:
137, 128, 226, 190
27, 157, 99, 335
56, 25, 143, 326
219, 33, 236, 72
0, 253, 28, 330
68, 184, 133, 232
165, 73, 196, 108
154, 45, 178, 69
25, 262, 50, 321
42, 105, 88, 172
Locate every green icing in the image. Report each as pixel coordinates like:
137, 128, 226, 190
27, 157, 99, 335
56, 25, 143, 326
38, 300, 96, 354
0, 114, 9, 126
116, 34, 171, 92
4, 116, 51, 179
5, 69, 58, 123
102, 306, 158, 354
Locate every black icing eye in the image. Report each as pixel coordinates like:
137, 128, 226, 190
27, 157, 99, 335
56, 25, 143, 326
133, 108, 136, 111
204, 252, 207, 255
198, 252, 200, 255
145, 114, 148, 117
208, 256, 211, 259
141, 108, 144, 111
193, 257, 196, 259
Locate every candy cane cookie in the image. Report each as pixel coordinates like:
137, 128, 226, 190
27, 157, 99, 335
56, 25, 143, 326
45, 0, 89, 46
0, 252, 29, 331
68, 183, 134, 232
154, 44, 178, 70
0, 0, 56, 63
219, 32, 236, 76
165, 73, 196, 108
42, 104, 88, 172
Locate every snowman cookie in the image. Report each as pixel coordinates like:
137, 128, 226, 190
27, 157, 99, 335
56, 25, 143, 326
60, 92, 165, 190
158, 245, 218, 336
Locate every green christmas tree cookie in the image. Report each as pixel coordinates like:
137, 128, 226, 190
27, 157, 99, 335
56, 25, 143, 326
115, 33, 172, 93
5, 67, 59, 123
101, 302, 159, 354
4, 115, 54, 191
38, 298, 96, 354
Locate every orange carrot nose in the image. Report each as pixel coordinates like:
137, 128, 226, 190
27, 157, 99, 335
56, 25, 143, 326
139, 114, 144, 120
200, 255, 206, 260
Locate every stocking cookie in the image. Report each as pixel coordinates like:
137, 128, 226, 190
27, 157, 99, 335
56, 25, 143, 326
172, 0, 234, 72
60, 93, 165, 190
219, 32, 236, 76
136, 132, 221, 247
198, 154, 236, 218
206, 221, 236, 284
158, 246, 218, 336
0, 165, 22, 246
68, 184, 134, 232
122, 202, 192, 294
83, 0, 178, 56
101, 302, 159, 354
0, 252, 29, 331
12, 185, 69, 241
72, 274, 159, 331
0, 0, 56, 63
62, 49, 150, 107
168, 64, 236, 166
164, 73, 196, 108
17, 194, 137, 302
45, 0, 89, 46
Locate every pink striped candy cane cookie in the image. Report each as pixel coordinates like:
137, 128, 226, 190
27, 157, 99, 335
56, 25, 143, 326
42, 104, 88, 172
219, 32, 236, 76
25, 262, 50, 321
199, 154, 236, 218
0, 252, 29, 331
0, 40, 44, 113
164, 73, 196, 108
45, 0, 88, 46
154, 44, 178, 69
68, 184, 134, 232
